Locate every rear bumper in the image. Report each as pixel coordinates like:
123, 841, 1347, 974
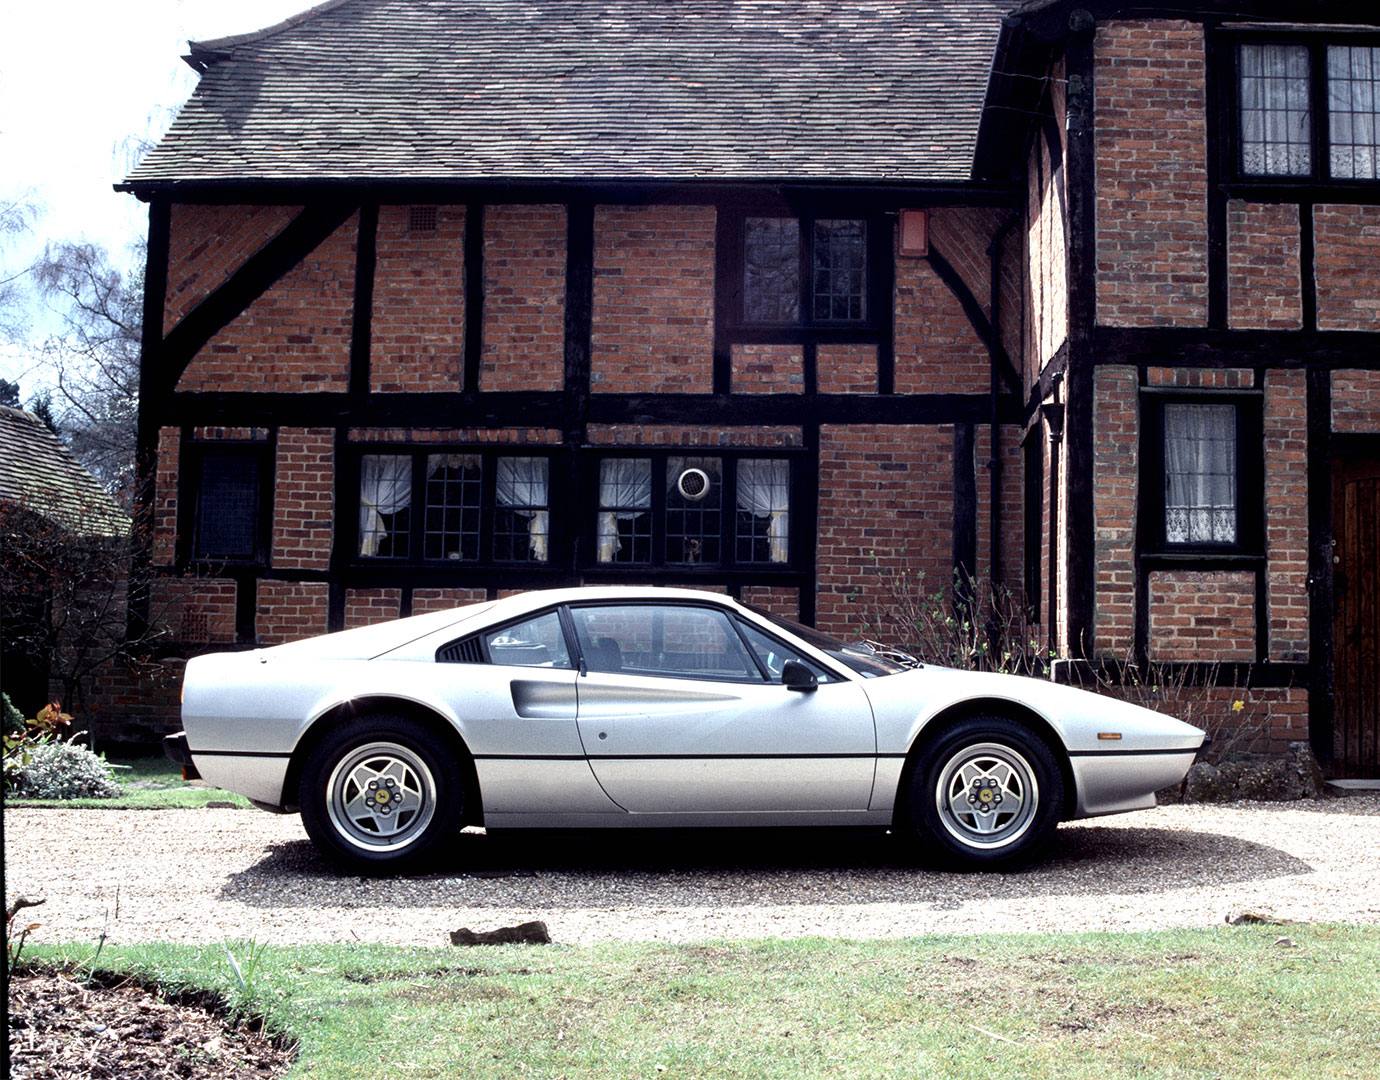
163, 732, 200, 780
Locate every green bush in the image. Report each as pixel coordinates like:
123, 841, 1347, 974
7, 739, 121, 799
2, 692, 24, 735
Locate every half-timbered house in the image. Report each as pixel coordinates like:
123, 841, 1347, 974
118, 0, 1380, 777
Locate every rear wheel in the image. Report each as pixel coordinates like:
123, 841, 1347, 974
299, 715, 466, 873
907, 716, 1063, 869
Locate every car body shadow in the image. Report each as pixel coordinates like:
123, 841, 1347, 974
219, 820, 1313, 909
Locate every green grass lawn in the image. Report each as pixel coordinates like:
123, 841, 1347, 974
4, 755, 251, 809
23, 924, 1380, 1080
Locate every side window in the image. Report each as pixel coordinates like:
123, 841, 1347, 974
483, 612, 571, 669
736, 621, 833, 684
570, 605, 760, 682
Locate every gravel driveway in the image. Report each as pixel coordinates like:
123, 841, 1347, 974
6, 795, 1379, 947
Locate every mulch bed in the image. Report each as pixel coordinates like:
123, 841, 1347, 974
6, 969, 294, 1080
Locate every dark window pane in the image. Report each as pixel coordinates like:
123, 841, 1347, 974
744, 217, 800, 323
813, 220, 866, 322
195, 448, 259, 560
424, 454, 482, 560
666, 456, 721, 565
1239, 43, 1312, 176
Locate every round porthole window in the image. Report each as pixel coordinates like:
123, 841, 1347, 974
677, 467, 711, 501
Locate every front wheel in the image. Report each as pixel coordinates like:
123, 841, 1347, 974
299, 715, 466, 873
906, 717, 1064, 869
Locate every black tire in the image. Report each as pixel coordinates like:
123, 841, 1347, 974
906, 716, 1064, 870
298, 714, 466, 874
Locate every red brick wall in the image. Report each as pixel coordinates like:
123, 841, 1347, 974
731, 345, 803, 393
1095, 20, 1208, 327
412, 587, 490, 614
482, 204, 566, 391
165, 204, 300, 334
893, 255, 989, 394
1332, 369, 1380, 432
370, 205, 465, 392
1146, 367, 1254, 389
815, 424, 956, 637
272, 428, 335, 571
1316, 204, 1380, 330
739, 586, 800, 621
178, 214, 358, 392
256, 581, 330, 645
153, 427, 179, 566
1265, 371, 1309, 662
152, 579, 238, 646
1093, 367, 1138, 657
344, 588, 402, 627
1148, 570, 1255, 662
816, 344, 877, 393
587, 425, 802, 448
1228, 202, 1302, 330
1026, 59, 1068, 380
591, 205, 715, 393
349, 426, 564, 446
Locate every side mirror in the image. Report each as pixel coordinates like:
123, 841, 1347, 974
781, 659, 818, 692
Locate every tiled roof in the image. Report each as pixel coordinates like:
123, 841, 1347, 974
0, 406, 129, 537
124, 0, 1017, 187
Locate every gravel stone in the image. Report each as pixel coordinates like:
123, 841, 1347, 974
6, 797, 1379, 946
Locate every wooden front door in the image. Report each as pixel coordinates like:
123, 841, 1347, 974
1332, 455, 1380, 778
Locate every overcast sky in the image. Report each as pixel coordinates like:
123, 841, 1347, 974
1, 0, 311, 391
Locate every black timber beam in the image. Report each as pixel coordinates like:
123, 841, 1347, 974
1094, 327, 1380, 370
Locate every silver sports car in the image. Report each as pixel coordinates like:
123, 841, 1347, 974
167, 586, 1204, 872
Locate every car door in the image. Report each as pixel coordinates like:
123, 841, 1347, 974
570, 602, 876, 813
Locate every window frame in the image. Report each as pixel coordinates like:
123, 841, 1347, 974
1138, 391, 1264, 558
1225, 30, 1380, 188
350, 446, 557, 567
723, 208, 892, 339
582, 449, 802, 575
182, 439, 273, 566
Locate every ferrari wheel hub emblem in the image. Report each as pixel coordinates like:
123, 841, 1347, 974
967, 778, 1003, 814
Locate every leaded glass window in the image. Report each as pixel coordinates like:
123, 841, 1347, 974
1164, 404, 1238, 545
494, 457, 549, 562
743, 217, 800, 324
359, 454, 412, 558
735, 458, 790, 564
1329, 45, 1380, 180
424, 454, 482, 561
597, 458, 652, 564
1239, 43, 1312, 177
812, 220, 866, 321
194, 446, 261, 561
666, 456, 721, 565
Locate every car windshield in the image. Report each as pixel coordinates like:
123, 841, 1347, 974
744, 606, 909, 678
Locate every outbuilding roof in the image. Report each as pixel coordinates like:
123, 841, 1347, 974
0, 405, 129, 537
123, 0, 1017, 188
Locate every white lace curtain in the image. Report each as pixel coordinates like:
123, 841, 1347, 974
359, 454, 411, 556
1164, 404, 1236, 544
736, 458, 790, 563
496, 457, 549, 560
1239, 43, 1312, 176
597, 458, 652, 562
